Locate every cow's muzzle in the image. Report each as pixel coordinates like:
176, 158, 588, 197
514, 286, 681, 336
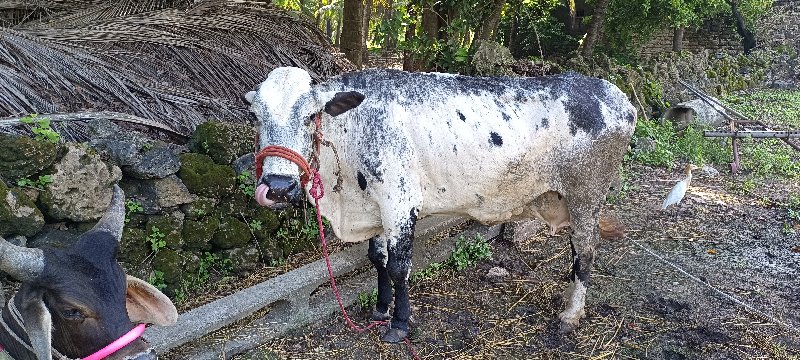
255, 175, 301, 208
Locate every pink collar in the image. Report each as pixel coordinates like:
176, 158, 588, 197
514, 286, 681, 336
0, 324, 145, 360
82, 323, 147, 360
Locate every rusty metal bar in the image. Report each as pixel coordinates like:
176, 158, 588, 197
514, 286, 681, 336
704, 130, 800, 138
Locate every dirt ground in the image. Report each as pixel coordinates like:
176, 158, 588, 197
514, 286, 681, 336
231, 162, 799, 360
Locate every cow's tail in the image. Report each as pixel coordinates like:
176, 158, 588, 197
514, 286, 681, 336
599, 211, 626, 240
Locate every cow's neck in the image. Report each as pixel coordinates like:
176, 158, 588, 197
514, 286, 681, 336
0, 295, 37, 360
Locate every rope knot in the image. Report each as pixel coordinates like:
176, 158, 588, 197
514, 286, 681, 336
309, 171, 324, 200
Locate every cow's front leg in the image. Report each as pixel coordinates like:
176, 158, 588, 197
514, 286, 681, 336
381, 208, 418, 343
558, 205, 600, 334
368, 236, 392, 321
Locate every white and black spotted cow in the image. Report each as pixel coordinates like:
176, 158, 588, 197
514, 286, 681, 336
246, 67, 635, 342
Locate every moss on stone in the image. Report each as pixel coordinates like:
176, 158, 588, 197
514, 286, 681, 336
216, 191, 252, 220
177, 153, 236, 198
0, 134, 61, 182
153, 248, 184, 285
180, 196, 217, 220
0, 182, 45, 237
119, 227, 150, 265
221, 246, 261, 274
211, 216, 251, 250
188, 121, 255, 165
182, 216, 219, 252
147, 211, 185, 250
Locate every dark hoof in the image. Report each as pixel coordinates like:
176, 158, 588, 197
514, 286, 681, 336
558, 320, 578, 334
371, 309, 391, 322
381, 328, 408, 343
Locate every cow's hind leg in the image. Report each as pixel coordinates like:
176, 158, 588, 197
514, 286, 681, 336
368, 236, 392, 321
558, 202, 601, 334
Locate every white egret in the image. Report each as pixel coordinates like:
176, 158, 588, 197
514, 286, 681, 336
661, 164, 700, 210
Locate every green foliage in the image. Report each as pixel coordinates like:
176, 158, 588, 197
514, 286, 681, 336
16, 175, 53, 190
148, 226, 167, 252
738, 139, 800, 179
124, 200, 143, 224
410, 261, 446, 283
497, 0, 578, 58
20, 114, 60, 144
450, 233, 492, 271
411, 233, 492, 282
357, 288, 378, 310
631, 118, 730, 168
148, 270, 167, 291
724, 89, 800, 129
238, 170, 255, 197
249, 219, 263, 231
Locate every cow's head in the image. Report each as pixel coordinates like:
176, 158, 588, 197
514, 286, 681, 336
246, 67, 364, 208
0, 185, 177, 360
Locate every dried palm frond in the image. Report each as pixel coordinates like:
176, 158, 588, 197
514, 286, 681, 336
0, 0, 353, 141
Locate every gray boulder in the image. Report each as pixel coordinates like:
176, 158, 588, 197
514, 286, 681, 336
38, 144, 122, 222
661, 97, 728, 130
120, 175, 193, 215
88, 120, 180, 179
0, 133, 60, 182
0, 181, 44, 237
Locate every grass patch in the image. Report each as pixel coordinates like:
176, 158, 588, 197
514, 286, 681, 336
411, 233, 492, 282
724, 89, 800, 128
631, 117, 730, 168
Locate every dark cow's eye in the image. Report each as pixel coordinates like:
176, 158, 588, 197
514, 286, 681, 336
61, 308, 86, 321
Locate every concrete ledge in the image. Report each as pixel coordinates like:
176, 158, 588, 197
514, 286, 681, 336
146, 216, 499, 359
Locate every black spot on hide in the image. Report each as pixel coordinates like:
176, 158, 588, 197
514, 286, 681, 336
357, 171, 367, 191
502, 112, 511, 122
489, 132, 503, 146
457, 111, 466, 122
452, 145, 458, 154
541, 117, 549, 128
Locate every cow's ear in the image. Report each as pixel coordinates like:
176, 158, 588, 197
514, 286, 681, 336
244, 90, 257, 105
125, 275, 178, 326
324, 91, 365, 117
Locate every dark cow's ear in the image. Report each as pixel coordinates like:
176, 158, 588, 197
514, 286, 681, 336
324, 91, 365, 117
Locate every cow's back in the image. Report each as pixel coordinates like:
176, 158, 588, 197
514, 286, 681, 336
316, 70, 635, 230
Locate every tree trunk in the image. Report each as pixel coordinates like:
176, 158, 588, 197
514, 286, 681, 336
335, 8, 343, 47
402, 2, 417, 71
565, 0, 576, 34
361, 0, 373, 67
726, 0, 757, 54
672, 27, 684, 52
580, 0, 610, 58
474, 0, 506, 43
421, 5, 439, 41
341, 0, 365, 68
382, 0, 397, 51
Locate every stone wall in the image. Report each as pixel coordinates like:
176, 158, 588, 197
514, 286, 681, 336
0, 121, 318, 297
639, 1, 800, 57
758, 0, 800, 53
639, 18, 743, 57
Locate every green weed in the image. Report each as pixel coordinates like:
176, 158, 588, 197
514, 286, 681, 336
16, 175, 53, 190
238, 171, 255, 197
411, 233, 492, 282
20, 114, 60, 144
125, 200, 143, 224
357, 288, 378, 310
147, 226, 167, 252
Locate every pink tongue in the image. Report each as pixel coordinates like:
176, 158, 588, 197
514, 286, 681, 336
255, 184, 275, 207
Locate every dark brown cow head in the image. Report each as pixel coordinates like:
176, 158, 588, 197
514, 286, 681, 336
0, 185, 177, 360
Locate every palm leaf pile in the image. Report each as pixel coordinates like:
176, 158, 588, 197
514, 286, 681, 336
0, 0, 352, 141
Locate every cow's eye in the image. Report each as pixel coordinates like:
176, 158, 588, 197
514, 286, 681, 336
61, 308, 86, 321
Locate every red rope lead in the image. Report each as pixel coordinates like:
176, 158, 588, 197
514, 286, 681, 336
254, 113, 421, 359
